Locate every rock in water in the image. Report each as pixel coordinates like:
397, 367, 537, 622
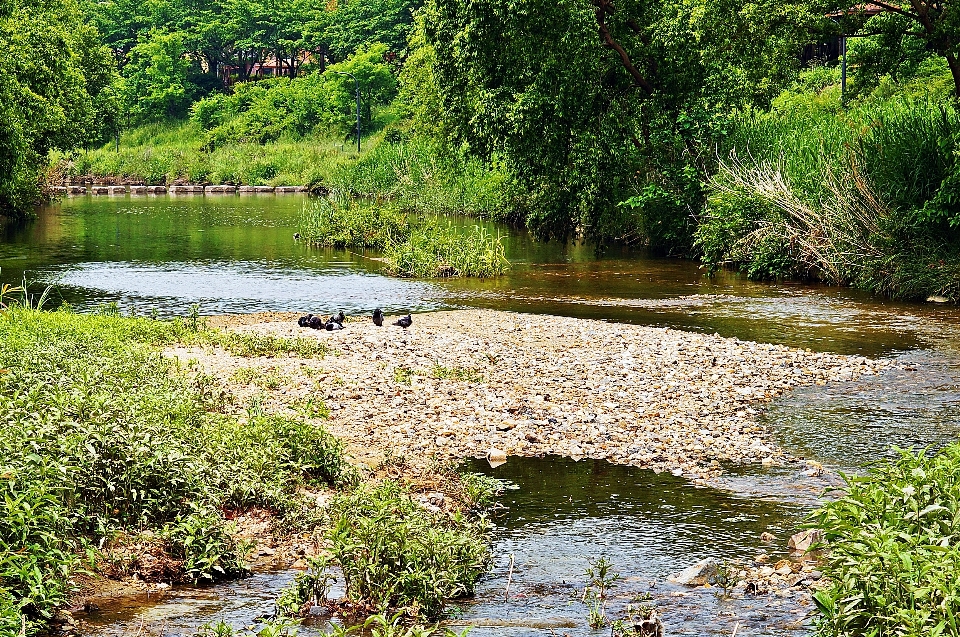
373, 308, 384, 327
788, 529, 824, 553
668, 558, 718, 586
486, 447, 507, 468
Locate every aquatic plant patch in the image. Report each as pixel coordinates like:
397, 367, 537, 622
298, 199, 510, 278
813, 445, 960, 637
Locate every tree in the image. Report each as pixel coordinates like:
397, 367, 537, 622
325, 0, 420, 62
0, 0, 115, 216
836, 1, 960, 98
122, 30, 197, 122
417, 0, 828, 249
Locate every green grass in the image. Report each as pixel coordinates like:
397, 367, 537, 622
812, 445, 960, 637
696, 88, 960, 300
69, 121, 375, 187
0, 306, 348, 633
298, 200, 510, 278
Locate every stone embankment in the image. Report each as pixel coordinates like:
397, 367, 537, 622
176, 310, 893, 477
49, 184, 308, 196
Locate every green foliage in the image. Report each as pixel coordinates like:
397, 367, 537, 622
298, 199, 510, 278
697, 96, 960, 299
298, 198, 410, 250
0, 0, 116, 217
192, 46, 397, 150
418, 0, 828, 249
325, 0, 419, 61
122, 30, 198, 123
812, 445, 960, 637
383, 223, 509, 278
327, 480, 490, 620
0, 307, 347, 631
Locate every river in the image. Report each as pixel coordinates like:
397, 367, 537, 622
4, 193, 959, 636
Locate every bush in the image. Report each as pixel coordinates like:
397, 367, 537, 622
327, 481, 490, 620
697, 97, 960, 299
813, 446, 960, 637
0, 307, 347, 631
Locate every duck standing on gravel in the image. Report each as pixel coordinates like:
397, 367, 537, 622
393, 314, 413, 329
332, 310, 345, 325
373, 308, 384, 326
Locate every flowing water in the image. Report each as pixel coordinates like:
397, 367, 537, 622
7, 194, 960, 636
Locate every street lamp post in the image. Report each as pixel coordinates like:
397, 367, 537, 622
336, 71, 361, 153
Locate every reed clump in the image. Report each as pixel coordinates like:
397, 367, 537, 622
696, 97, 960, 301
298, 199, 510, 278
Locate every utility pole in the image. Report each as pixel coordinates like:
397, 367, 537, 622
336, 71, 361, 153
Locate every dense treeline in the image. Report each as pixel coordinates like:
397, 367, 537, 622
4, 0, 960, 298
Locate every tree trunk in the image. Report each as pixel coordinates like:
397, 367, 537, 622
947, 53, 960, 99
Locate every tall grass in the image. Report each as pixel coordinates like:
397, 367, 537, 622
298, 199, 511, 278
696, 96, 960, 300
813, 445, 960, 637
383, 223, 510, 278
0, 306, 348, 633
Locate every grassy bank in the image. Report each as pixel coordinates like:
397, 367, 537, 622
696, 74, 960, 301
297, 199, 510, 277
67, 121, 516, 222
0, 305, 497, 634
812, 445, 960, 636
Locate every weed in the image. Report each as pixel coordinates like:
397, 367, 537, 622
812, 445, 960, 637
231, 367, 260, 385
203, 332, 328, 359
431, 365, 483, 384
327, 481, 490, 620
582, 557, 620, 629
276, 555, 336, 616
0, 307, 348, 632
393, 366, 413, 385
712, 559, 740, 599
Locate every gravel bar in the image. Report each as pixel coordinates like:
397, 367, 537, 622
176, 310, 893, 477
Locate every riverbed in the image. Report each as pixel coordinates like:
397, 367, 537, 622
5, 193, 960, 636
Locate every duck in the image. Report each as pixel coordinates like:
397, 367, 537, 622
293, 232, 301, 240
372, 308, 384, 326
308, 315, 323, 330
393, 314, 412, 329
332, 310, 345, 325
297, 313, 312, 328
325, 319, 344, 331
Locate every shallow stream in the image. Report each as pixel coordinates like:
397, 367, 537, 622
6, 194, 960, 635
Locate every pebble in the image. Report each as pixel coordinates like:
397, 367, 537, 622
177, 310, 893, 475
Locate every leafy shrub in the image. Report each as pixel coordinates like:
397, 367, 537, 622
0, 307, 347, 631
327, 481, 490, 620
813, 445, 960, 637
